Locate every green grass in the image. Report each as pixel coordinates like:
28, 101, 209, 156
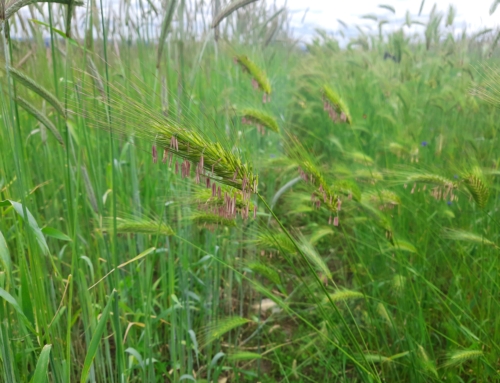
1, 1, 500, 382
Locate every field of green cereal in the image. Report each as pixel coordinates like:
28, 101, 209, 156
2, 1, 500, 381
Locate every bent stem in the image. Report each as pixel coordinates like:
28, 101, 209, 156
256, 193, 378, 379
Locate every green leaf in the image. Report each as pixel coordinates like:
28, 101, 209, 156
0, 200, 49, 255
179, 375, 196, 381
80, 291, 116, 383
42, 227, 72, 242
227, 351, 262, 361
0, 288, 35, 332
0, 288, 24, 317
117, 247, 155, 269
30, 19, 79, 46
30, 344, 52, 383
0, 230, 11, 274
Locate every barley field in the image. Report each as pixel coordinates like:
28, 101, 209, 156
1, 0, 500, 382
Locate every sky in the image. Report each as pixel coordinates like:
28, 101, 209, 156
12, 0, 499, 43
276, 0, 500, 40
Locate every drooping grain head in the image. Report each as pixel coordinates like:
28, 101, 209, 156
322, 85, 352, 124
240, 108, 279, 134
234, 55, 272, 100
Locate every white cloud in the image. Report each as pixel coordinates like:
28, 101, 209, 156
277, 0, 499, 39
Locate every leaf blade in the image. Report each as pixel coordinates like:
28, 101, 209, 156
41, 227, 72, 242
80, 291, 116, 383
30, 344, 52, 383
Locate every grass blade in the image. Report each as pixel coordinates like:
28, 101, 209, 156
30, 344, 52, 383
41, 227, 72, 242
0, 200, 49, 255
0, 229, 11, 276
80, 290, 116, 383
156, 0, 178, 69
0, 287, 35, 332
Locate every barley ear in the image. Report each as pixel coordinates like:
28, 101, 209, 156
298, 237, 332, 280
322, 85, 352, 124
442, 228, 497, 248
443, 350, 483, 368
103, 217, 174, 237
234, 55, 272, 95
403, 172, 456, 188
327, 289, 364, 302
359, 353, 392, 364
417, 345, 438, 377
201, 316, 250, 347
8, 67, 66, 118
16, 96, 64, 146
5, 0, 84, 21
87, 57, 105, 99
462, 167, 489, 208
188, 213, 237, 227
248, 262, 281, 285
255, 230, 296, 254
240, 108, 279, 133
212, 0, 259, 29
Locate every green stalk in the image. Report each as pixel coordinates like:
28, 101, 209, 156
98, 0, 125, 379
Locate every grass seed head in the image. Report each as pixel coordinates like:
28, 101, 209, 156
462, 167, 489, 208
240, 108, 279, 133
103, 217, 174, 237
328, 289, 364, 302
322, 85, 352, 124
234, 55, 272, 96
443, 350, 484, 368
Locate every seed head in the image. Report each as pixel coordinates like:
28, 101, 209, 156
152, 145, 158, 163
